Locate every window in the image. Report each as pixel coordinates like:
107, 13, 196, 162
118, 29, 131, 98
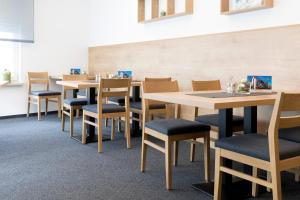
0, 38, 21, 82
0, 0, 34, 43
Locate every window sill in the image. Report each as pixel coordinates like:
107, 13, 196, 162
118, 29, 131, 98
1, 82, 24, 87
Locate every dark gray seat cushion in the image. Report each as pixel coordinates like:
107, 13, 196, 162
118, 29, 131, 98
109, 96, 134, 105
31, 90, 61, 96
64, 98, 88, 106
82, 104, 125, 114
195, 114, 244, 127
130, 102, 166, 110
279, 127, 300, 143
215, 134, 300, 161
145, 119, 211, 136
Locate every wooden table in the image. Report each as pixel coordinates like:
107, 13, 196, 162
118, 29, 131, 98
56, 80, 142, 142
143, 91, 277, 199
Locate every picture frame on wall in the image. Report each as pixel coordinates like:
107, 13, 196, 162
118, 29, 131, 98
230, 0, 264, 11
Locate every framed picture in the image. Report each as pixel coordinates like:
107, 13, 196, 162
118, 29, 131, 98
118, 70, 133, 78
247, 75, 272, 90
230, 0, 264, 10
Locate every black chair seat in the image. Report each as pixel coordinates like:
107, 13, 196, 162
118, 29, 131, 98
82, 104, 125, 114
64, 98, 88, 106
109, 96, 134, 105
195, 114, 244, 127
279, 126, 300, 143
215, 134, 300, 161
130, 102, 166, 110
31, 90, 61, 97
145, 119, 211, 136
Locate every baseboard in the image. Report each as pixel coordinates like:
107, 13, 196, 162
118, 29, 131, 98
0, 111, 58, 120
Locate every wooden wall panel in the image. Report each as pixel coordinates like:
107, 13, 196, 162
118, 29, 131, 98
89, 25, 300, 132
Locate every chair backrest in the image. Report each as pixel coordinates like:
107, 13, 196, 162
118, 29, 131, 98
28, 72, 49, 93
62, 74, 89, 98
268, 92, 300, 162
97, 78, 131, 114
145, 77, 172, 82
192, 80, 221, 91
142, 80, 179, 119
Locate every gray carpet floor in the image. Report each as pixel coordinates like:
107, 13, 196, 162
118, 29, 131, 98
0, 114, 300, 200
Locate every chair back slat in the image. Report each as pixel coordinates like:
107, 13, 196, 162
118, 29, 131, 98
28, 72, 48, 79
102, 91, 128, 98
63, 74, 88, 81
145, 77, 172, 82
279, 116, 300, 129
101, 78, 131, 89
143, 80, 179, 93
280, 93, 300, 112
192, 80, 221, 91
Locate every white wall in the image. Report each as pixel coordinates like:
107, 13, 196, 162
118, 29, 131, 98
0, 0, 89, 117
89, 0, 300, 46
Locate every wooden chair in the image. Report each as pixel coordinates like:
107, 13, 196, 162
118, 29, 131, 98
141, 80, 211, 190
61, 75, 88, 137
27, 72, 61, 120
189, 80, 244, 161
82, 78, 131, 153
130, 77, 172, 127
214, 92, 300, 200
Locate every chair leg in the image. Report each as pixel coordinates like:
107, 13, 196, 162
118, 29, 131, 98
213, 149, 223, 200
173, 141, 179, 166
82, 113, 87, 144
98, 118, 103, 153
267, 171, 272, 192
57, 96, 61, 118
37, 97, 41, 121
27, 97, 31, 117
111, 118, 115, 140
45, 99, 48, 116
118, 117, 122, 132
105, 118, 108, 127
204, 135, 210, 183
190, 140, 196, 162
252, 167, 259, 197
61, 107, 65, 131
271, 168, 282, 200
165, 139, 173, 190
70, 109, 74, 137
141, 130, 147, 172
125, 113, 131, 149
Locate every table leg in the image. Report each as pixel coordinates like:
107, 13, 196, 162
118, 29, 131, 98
192, 108, 234, 198
86, 87, 96, 143
131, 85, 142, 137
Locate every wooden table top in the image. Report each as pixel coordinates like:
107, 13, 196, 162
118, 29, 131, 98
143, 91, 277, 110
56, 80, 142, 89
50, 75, 96, 80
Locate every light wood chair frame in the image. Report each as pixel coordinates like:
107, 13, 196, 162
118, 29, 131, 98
189, 80, 244, 162
27, 72, 61, 121
131, 77, 172, 127
82, 78, 131, 153
214, 92, 300, 200
140, 80, 211, 190
61, 74, 88, 137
